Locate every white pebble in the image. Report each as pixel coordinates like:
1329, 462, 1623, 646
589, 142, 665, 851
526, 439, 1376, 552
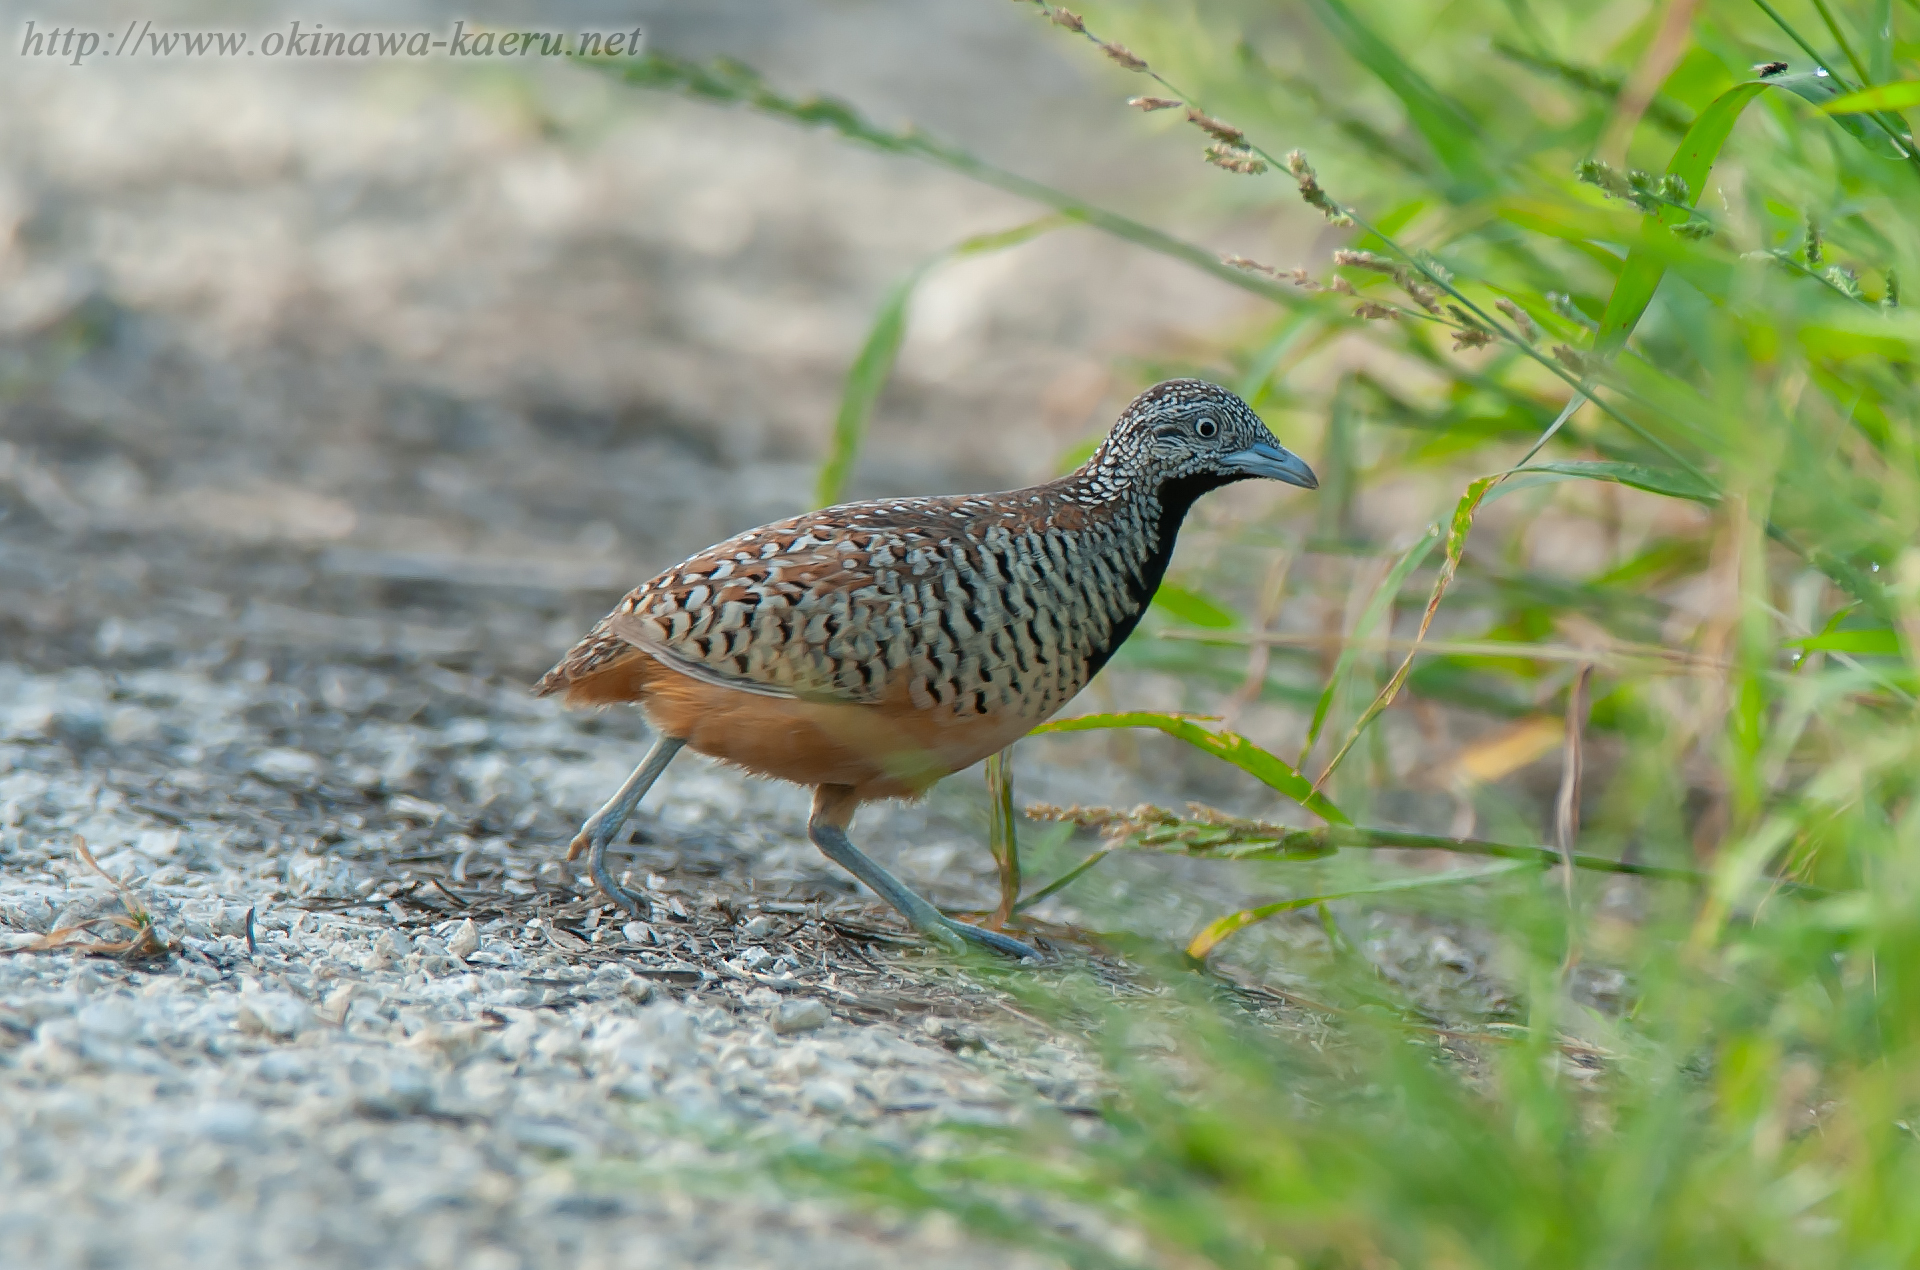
447, 918, 478, 960
772, 998, 832, 1035
236, 994, 309, 1040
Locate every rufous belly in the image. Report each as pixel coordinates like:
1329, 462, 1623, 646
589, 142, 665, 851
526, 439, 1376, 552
557, 647, 1044, 802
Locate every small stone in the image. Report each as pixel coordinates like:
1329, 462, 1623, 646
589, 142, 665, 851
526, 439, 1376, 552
545, 924, 589, 953
447, 918, 478, 960
321, 984, 356, 1022
800, 1078, 852, 1113
621, 977, 654, 1003
772, 998, 832, 1035
740, 915, 774, 939
235, 993, 309, 1040
189, 1100, 262, 1143
256, 1051, 309, 1082
622, 921, 654, 944
249, 747, 321, 787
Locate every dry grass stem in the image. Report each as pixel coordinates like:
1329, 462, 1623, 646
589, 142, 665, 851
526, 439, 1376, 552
1156, 629, 1729, 673
5, 836, 171, 959
1553, 664, 1596, 904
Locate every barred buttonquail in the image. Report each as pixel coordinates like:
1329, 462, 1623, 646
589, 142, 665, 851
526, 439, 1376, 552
535, 378, 1318, 958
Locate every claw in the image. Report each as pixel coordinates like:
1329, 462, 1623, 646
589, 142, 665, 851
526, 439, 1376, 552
937, 915, 1040, 960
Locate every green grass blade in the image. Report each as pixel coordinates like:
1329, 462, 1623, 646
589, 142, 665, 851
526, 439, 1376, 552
1186, 860, 1538, 959
814, 266, 922, 508
1301, 0, 1494, 194
1746, 5, 1920, 166
1013, 848, 1113, 913
1501, 459, 1720, 503
1594, 81, 1766, 356
1869, 0, 1895, 85
1771, 69, 1915, 157
984, 748, 1020, 928
1033, 712, 1350, 825
1150, 583, 1239, 629
1789, 627, 1901, 654
1810, 0, 1872, 84
1593, 67, 1908, 358
1315, 476, 1497, 787
1298, 526, 1442, 768
1823, 80, 1920, 112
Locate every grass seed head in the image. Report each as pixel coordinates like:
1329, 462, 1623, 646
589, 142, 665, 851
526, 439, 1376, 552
1223, 254, 1281, 277
1451, 317, 1494, 350
1354, 301, 1399, 320
1129, 95, 1182, 111
1047, 6, 1086, 32
1285, 266, 1321, 290
1804, 217, 1823, 266
1886, 267, 1901, 310
1205, 143, 1267, 174
1575, 158, 1632, 200
1825, 265, 1863, 299
1101, 41, 1147, 71
1552, 343, 1594, 374
1495, 297, 1538, 342
1548, 291, 1598, 330
1286, 150, 1353, 226
1185, 108, 1245, 144
1400, 275, 1442, 313
1333, 249, 1396, 274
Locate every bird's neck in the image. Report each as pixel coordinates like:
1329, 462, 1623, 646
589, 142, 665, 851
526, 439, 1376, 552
1054, 463, 1241, 678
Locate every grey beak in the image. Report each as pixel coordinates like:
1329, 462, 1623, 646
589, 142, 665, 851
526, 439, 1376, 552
1228, 439, 1319, 489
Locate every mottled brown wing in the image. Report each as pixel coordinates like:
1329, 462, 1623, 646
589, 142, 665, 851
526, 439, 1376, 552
601, 508, 965, 706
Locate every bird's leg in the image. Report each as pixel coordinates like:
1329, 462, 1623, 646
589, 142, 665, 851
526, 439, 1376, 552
807, 785, 1039, 960
567, 734, 687, 916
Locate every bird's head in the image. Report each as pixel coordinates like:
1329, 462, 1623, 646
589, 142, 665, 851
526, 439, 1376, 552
1093, 378, 1318, 493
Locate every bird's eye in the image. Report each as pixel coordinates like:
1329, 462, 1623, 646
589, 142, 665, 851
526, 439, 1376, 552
1195, 417, 1219, 439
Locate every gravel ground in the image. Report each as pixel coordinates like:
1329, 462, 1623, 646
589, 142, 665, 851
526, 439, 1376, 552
0, 656, 1125, 1270
0, 4, 1548, 1266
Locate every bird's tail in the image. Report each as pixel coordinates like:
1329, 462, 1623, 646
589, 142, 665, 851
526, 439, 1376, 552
533, 621, 656, 707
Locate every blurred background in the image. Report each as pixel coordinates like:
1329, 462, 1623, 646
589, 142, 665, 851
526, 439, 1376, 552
0, 0, 1277, 683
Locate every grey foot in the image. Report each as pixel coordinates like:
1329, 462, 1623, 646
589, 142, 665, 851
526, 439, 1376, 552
571, 735, 686, 918
934, 914, 1040, 960
807, 797, 1040, 961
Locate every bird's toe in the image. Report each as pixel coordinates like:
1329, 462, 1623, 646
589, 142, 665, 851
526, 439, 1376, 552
937, 916, 1040, 960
